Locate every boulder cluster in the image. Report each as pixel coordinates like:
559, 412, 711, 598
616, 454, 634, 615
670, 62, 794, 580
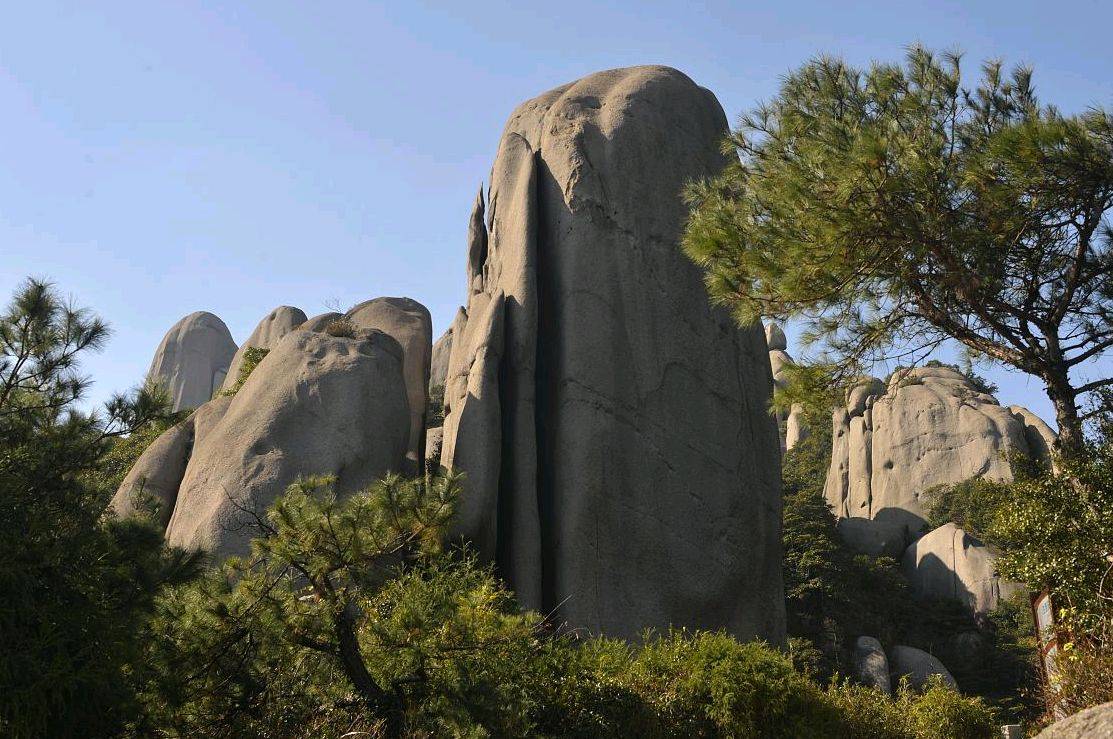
129, 64, 1058, 663
823, 365, 1055, 616
125, 65, 785, 643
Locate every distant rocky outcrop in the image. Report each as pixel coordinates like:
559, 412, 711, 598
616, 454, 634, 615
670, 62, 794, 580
220, 306, 308, 393
824, 365, 1053, 557
146, 311, 237, 411
437, 65, 784, 641
114, 311, 416, 559
902, 522, 1020, 615
765, 321, 807, 451
430, 319, 458, 392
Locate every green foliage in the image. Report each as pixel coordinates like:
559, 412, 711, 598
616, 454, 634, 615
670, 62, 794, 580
0, 278, 201, 738
220, 346, 270, 397
683, 46, 1113, 455
990, 445, 1113, 635
922, 360, 999, 397
924, 477, 1014, 541
825, 678, 998, 739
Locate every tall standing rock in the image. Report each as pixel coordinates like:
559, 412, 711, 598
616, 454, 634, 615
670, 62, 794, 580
902, 522, 1020, 614
147, 311, 237, 411
439, 66, 784, 642
220, 306, 308, 392
345, 298, 432, 473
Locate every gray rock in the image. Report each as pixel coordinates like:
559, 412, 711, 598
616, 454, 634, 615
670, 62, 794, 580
345, 297, 432, 474
165, 329, 411, 558
438, 66, 783, 642
430, 317, 459, 392
765, 322, 787, 351
1036, 701, 1113, 738
147, 311, 237, 411
425, 426, 443, 466
221, 306, 308, 393
1009, 404, 1058, 470
889, 644, 959, 691
902, 523, 1020, 614
854, 636, 892, 694
825, 366, 1051, 555
785, 403, 807, 451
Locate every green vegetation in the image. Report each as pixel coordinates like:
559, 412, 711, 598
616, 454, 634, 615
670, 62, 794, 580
684, 46, 1113, 457
220, 346, 270, 397
325, 316, 357, 338
427, 382, 445, 427
131, 468, 997, 738
0, 278, 201, 738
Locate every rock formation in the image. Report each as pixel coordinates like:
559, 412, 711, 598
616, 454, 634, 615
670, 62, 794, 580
1036, 700, 1113, 738
345, 297, 432, 473
146, 311, 237, 411
436, 65, 784, 641
902, 522, 1019, 615
888, 645, 958, 691
430, 320, 458, 391
853, 636, 892, 695
220, 305, 308, 393
114, 312, 416, 559
764, 321, 807, 451
824, 365, 1052, 557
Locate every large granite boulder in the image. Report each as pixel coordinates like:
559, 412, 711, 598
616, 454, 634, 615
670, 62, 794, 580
220, 306, 308, 393
345, 297, 432, 473
128, 328, 413, 559
854, 636, 892, 694
437, 66, 784, 641
902, 523, 1020, 614
889, 644, 959, 691
298, 311, 342, 333
147, 311, 237, 411
825, 366, 1053, 556
1036, 701, 1113, 738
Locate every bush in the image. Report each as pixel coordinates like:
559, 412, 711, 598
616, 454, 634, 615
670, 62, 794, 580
325, 317, 357, 338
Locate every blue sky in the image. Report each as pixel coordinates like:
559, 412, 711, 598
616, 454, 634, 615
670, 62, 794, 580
2, 0, 1110, 425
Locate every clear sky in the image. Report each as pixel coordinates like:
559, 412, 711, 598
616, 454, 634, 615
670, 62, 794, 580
2, 1, 1111, 426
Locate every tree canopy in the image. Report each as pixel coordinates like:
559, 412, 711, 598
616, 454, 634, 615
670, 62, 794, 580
683, 46, 1113, 456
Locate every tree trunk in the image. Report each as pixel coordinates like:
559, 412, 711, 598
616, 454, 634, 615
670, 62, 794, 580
333, 602, 402, 734
1044, 370, 1086, 460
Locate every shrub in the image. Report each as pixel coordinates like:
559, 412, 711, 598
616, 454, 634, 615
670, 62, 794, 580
325, 316, 357, 338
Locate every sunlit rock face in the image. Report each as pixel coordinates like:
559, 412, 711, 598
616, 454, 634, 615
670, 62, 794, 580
147, 311, 237, 411
824, 366, 1054, 557
438, 65, 784, 642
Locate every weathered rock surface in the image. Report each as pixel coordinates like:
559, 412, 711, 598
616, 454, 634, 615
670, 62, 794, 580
1036, 701, 1113, 738
902, 523, 1019, 614
425, 426, 443, 466
437, 65, 783, 642
854, 636, 892, 694
765, 322, 787, 351
889, 644, 959, 691
430, 318, 459, 391
163, 329, 411, 558
345, 297, 432, 473
147, 312, 237, 411
825, 366, 1052, 556
221, 306, 308, 392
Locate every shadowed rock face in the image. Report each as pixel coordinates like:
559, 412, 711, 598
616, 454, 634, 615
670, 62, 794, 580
147, 311, 237, 411
824, 366, 1053, 557
1036, 700, 1113, 738
438, 65, 784, 642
